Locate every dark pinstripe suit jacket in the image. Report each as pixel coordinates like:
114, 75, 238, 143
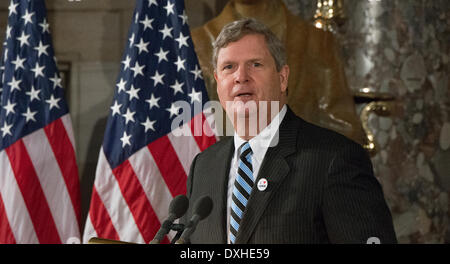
184, 107, 397, 244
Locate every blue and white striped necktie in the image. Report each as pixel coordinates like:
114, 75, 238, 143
230, 142, 253, 244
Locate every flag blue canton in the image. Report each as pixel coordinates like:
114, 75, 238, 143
102, 0, 210, 169
0, 0, 69, 151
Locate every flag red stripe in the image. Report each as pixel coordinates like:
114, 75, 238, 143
88, 186, 120, 241
147, 135, 187, 196
190, 113, 217, 151
0, 195, 16, 244
5, 140, 62, 244
112, 160, 163, 243
44, 118, 81, 225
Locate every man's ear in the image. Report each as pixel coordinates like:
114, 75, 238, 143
279, 65, 289, 93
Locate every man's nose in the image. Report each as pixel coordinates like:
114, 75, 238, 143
234, 66, 249, 84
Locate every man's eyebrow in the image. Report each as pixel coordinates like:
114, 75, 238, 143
219, 60, 234, 65
249, 58, 263, 62
219, 58, 264, 65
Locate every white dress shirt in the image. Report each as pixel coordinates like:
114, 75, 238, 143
226, 105, 287, 243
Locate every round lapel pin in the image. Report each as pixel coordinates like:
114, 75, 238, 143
257, 178, 268, 191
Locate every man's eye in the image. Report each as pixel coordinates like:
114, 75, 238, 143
253, 62, 262, 67
223, 65, 233, 70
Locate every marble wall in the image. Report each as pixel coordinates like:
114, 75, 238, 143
287, 0, 450, 243
338, 0, 449, 244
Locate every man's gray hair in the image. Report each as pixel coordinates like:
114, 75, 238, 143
212, 18, 287, 72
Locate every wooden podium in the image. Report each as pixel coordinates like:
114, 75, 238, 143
88, 237, 135, 244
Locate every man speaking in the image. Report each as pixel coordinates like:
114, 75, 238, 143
183, 18, 397, 244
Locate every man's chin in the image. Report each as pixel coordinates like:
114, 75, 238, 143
233, 104, 258, 118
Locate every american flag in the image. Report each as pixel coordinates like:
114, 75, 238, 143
0, 0, 81, 243
82, 0, 217, 243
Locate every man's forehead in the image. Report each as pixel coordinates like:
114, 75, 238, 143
223, 33, 266, 48
217, 34, 270, 60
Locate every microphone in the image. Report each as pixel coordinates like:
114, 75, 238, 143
175, 195, 213, 244
150, 194, 189, 244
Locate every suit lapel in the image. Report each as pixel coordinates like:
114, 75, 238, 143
212, 137, 234, 243
235, 107, 300, 244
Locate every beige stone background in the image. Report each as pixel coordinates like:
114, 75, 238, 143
0, 0, 449, 243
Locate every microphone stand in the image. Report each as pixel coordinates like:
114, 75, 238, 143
170, 223, 185, 244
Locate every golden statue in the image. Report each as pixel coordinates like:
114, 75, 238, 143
191, 0, 365, 145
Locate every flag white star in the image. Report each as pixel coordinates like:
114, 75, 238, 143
21, 10, 35, 26
129, 33, 135, 48
17, 31, 31, 47
46, 95, 61, 110
159, 24, 173, 40
49, 73, 62, 89
175, 32, 189, 49
122, 108, 136, 124
190, 65, 203, 80
170, 80, 184, 95
154, 47, 169, 63
140, 15, 154, 31
167, 103, 180, 118
148, 0, 158, 7
134, 37, 150, 54
2, 49, 8, 66
126, 85, 140, 100
146, 93, 160, 110
110, 101, 122, 116
179, 10, 188, 25
39, 18, 50, 34
34, 40, 49, 58
141, 117, 156, 132
121, 55, 131, 70
1, 122, 13, 138
134, 12, 140, 23
131, 61, 145, 77
26, 86, 41, 102
150, 70, 165, 86
8, 1, 19, 16
11, 55, 26, 70
22, 107, 37, 123
8, 76, 22, 91
164, 1, 175, 15
116, 78, 127, 93
120, 131, 132, 147
188, 88, 202, 103
6, 26, 12, 39
174, 56, 186, 72
31, 62, 45, 78
3, 99, 16, 116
